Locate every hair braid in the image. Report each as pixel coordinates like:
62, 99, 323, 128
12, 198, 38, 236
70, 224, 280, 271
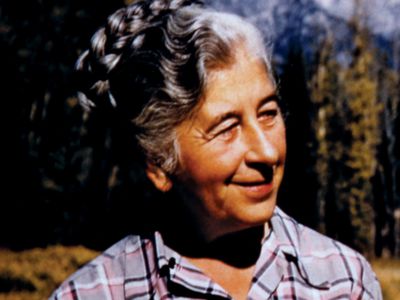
76, 0, 203, 108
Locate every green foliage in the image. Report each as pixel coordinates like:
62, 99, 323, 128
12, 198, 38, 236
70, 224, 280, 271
309, 36, 342, 234
342, 24, 381, 253
309, 18, 383, 254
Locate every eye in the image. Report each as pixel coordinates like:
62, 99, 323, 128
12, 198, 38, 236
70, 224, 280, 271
215, 123, 239, 141
259, 108, 279, 125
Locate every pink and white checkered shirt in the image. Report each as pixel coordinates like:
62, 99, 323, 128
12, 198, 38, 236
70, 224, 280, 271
50, 207, 382, 299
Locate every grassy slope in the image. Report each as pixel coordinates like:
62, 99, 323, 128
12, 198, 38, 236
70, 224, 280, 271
0, 246, 99, 300
372, 259, 400, 300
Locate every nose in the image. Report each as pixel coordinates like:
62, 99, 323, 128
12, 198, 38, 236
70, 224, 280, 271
243, 123, 279, 166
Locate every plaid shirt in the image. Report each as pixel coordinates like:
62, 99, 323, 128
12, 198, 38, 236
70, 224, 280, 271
50, 207, 382, 299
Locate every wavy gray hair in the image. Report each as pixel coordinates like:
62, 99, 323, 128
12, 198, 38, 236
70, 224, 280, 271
76, 0, 274, 174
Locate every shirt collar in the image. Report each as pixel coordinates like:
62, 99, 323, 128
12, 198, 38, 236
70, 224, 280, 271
268, 207, 332, 289
153, 231, 231, 298
152, 206, 331, 299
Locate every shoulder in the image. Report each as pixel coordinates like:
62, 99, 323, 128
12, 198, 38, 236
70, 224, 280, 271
272, 207, 382, 299
49, 235, 147, 300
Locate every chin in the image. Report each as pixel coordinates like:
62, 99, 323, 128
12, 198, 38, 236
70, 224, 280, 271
234, 201, 276, 229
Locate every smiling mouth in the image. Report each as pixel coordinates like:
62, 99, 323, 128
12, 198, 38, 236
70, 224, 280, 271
230, 165, 274, 186
230, 166, 275, 199
234, 181, 271, 187
231, 179, 274, 199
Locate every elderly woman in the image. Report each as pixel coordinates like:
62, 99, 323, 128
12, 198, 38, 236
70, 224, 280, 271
50, 0, 382, 299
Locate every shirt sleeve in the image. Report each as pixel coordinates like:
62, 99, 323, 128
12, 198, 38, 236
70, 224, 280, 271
357, 256, 383, 300
48, 282, 76, 300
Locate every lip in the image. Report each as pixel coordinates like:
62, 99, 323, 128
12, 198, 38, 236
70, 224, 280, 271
231, 180, 274, 200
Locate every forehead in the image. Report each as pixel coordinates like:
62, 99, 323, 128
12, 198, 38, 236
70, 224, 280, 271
200, 51, 275, 111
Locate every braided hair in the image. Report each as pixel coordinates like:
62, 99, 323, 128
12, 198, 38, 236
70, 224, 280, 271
76, 0, 274, 174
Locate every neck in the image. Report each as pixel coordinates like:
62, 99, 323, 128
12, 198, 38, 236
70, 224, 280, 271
200, 226, 265, 268
157, 199, 266, 268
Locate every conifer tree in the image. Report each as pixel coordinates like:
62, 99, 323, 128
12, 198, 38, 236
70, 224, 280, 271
309, 13, 382, 255
340, 17, 381, 254
309, 36, 342, 235
375, 43, 400, 257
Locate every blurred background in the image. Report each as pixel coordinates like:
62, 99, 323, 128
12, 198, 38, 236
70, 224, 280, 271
1, 0, 399, 299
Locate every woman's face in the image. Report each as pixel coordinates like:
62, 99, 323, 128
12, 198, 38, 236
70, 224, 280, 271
171, 50, 285, 240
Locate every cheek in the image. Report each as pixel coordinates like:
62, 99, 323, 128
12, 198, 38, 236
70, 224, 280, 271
278, 135, 287, 160
207, 141, 244, 174
274, 122, 287, 160
180, 141, 243, 185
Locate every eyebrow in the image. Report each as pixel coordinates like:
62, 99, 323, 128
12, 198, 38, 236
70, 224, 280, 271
257, 93, 280, 110
205, 93, 279, 134
205, 111, 240, 134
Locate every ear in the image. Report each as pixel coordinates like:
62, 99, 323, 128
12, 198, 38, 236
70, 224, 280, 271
146, 163, 172, 192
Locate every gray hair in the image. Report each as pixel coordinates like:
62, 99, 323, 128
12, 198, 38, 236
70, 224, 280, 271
76, 0, 274, 174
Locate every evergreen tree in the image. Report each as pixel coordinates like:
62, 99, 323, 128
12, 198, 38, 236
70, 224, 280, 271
309, 14, 382, 255
375, 46, 400, 257
309, 36, 342, 235
340, 18, 381, 254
